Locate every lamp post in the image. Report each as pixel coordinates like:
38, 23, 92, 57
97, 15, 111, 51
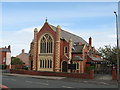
114, 11, 119, 81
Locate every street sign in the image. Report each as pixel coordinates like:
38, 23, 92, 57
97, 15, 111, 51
68, 64, 76, 70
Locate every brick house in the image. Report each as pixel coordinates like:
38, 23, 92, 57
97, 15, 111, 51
0, 45, 11, 69
29, 20, 102, 73
16, 49, 30, 66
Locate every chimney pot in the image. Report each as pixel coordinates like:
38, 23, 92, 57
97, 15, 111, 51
8, 45, 10, 49
22, 49, 24, 53
89, 37, 92, 46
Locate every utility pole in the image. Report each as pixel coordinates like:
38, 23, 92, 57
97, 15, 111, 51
114, 11, 120, 88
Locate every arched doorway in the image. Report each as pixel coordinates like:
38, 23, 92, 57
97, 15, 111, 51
62, 61, 68, 72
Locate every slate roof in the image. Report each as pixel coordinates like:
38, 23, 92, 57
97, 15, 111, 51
25, 53, 30, 56
0, 48, 11, 52
72, 56, 83, 61
72, 44, 85, 53
50, 25, 88, 45
89, 56, 102, 61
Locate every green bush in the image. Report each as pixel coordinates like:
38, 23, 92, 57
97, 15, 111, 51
0, 64, 7, 69
86, 66, 95, 71
11, 57, 24, 65
0, 64, 2, 69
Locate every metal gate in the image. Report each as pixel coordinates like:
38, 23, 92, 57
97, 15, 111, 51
87, 61, 114, 80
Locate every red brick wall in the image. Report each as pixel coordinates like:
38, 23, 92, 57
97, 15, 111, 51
60, 40, 69, 63
10, 69, 94, 79
0, 52, 6, 65
11, 65, 24, 69
36, 23, 57, 72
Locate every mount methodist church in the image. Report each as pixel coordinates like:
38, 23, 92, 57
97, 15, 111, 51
29, 20, 101, 73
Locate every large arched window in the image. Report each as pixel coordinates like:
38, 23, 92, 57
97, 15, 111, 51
40, 34, 53, 53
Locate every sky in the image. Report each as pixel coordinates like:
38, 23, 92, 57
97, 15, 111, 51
1, 1, 120, 56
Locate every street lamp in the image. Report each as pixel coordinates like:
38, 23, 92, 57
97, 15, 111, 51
114, 11, 119, 81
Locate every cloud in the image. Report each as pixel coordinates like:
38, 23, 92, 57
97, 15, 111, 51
2, 24, 117, 56
2, 26, 41, 56
63, 27, 117, 49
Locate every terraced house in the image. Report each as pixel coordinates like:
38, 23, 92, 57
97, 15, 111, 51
29, 19, 101, 73
0, 45, 11, 69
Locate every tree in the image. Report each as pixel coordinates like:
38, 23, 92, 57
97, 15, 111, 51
11, 57, 24, 65
98, 45, 120, 65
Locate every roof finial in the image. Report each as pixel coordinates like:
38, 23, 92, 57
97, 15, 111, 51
45, 17, 47, 23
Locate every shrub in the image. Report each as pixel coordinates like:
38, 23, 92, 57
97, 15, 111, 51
0, 64, 7, 69
86, 66, 95, 71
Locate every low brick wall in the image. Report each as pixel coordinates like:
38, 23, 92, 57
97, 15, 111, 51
10, 69, 94, 79
112, 69, 120, 80
11, 65, 24, 69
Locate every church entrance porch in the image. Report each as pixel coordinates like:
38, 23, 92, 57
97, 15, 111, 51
62, 61, 68, 72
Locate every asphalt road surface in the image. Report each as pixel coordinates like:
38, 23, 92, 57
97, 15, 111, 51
2, 74, 118, 89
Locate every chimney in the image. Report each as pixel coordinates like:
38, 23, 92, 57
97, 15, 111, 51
8, 45, 10, 50
89, 37, 92, 46
22, 49, 24, 53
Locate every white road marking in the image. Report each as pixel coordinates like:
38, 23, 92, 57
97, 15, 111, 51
3, 78, 10, 80
62, 86, 74, 88
83, 81, 88, 83
35, 82, 49, 85
25, 81, 48, 86
11, 79, 16, 81
100, 82, 109, 85
25, 81, 33, 83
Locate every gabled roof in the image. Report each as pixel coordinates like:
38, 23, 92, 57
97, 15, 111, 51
49, 24, 88, 45
89, 56, 102, 61
25, 53, 30, 56
72, 44, 85, 54
72, 56, 83, 61
0, 48, 11, 52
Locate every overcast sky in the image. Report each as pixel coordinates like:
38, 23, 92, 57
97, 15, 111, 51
1, 1, 119, 56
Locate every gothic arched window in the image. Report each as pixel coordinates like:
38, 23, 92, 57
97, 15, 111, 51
40, 34, 53, 53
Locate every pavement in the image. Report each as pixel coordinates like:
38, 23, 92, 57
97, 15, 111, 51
2, 73, 118, 86
2, 73, 66, 80
1, 70, 118, 88
2, 74, 118, 88
94, 74, 112, 80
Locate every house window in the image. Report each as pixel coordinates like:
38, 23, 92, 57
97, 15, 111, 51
43, 60, 45, 68
64, 46, 68, 53
48, 60, 50, 68
76, 63, 79, 70
45, 59, 47, 68
40, 34, 53, 53
40, 59, 52, 69
50, 59, 52, 68
40, 60, 42, 68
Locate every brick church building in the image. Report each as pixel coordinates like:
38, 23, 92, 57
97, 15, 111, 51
29, 20, 101, 73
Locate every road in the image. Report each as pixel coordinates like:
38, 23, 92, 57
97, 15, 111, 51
2, 74, 118, 89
